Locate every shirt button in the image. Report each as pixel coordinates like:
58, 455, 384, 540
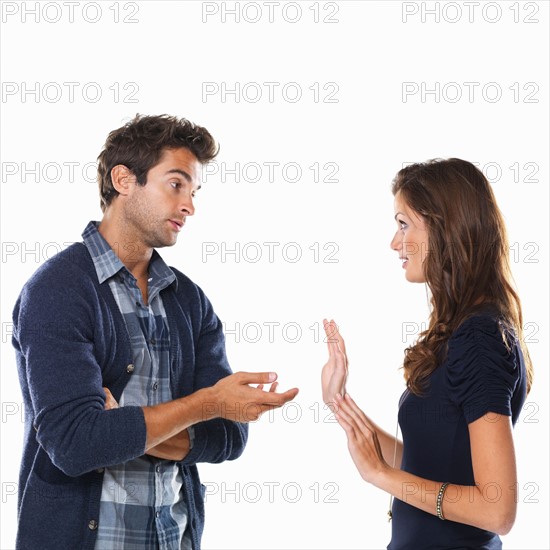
96, 468, 104, 474
152, 382, 158, 391
156, 465, 161, 473
155, 511, 160, 519
150, 338, 157, 345
126, 364, 135, 373
88, 519, 98, 530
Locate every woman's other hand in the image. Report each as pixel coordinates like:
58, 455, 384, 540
334, 393, 389, 484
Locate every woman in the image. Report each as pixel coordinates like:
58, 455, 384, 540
322, 158, 533, 549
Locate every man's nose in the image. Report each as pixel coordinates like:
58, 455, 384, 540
180, 196, 195, 216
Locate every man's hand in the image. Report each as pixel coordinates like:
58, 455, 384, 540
321, 319, 348, 411
206, 372, 299, 423
141, 372, 298, 450
103, 387, 119, 410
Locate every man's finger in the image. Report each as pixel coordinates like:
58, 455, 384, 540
254, 388, 299, 412
261, 387, 299, 407
235, 371, 278, 385
103, 387, 119, 410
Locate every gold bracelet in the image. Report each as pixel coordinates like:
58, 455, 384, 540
436, 482, 449, 520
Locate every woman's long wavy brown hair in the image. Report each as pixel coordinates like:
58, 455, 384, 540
392, 158, 533, 395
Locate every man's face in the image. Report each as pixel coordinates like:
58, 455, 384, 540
123, 147, 202, 249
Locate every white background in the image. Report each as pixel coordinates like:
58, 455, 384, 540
1, 1, 548, 548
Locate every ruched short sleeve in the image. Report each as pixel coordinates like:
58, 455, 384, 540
446, 315, 520, 424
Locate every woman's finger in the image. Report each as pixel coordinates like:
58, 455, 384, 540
343, 394, 375, 431
336, 394, 374, 438
326, 318, 347, 356
323, 319, 336, 356
324, 319, 339, 344
334, 396, 361, 431
335, 411, 357, 442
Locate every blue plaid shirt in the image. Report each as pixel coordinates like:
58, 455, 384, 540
83, 221, 192, 550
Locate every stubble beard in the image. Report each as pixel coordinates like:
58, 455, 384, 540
124, 193, 177, 251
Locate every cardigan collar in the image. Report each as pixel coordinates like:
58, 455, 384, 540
81, 220, 177, 291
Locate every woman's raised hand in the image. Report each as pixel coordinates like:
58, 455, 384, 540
321, 318, 349, 411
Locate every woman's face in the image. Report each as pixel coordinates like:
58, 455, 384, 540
390, 191, 429, 283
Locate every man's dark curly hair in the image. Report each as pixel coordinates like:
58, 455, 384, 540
96, 114, 219, 211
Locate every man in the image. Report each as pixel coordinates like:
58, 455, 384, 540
12, 114, 298, 550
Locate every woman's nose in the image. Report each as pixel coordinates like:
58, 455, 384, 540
390, 231, 401, 251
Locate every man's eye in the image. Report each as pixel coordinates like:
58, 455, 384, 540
170, 181, 181, 189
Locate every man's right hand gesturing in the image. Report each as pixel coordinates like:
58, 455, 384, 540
142, 371, 299, 451
207, 371, 299, 423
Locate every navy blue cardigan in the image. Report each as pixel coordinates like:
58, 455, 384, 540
12, 242, 248, 550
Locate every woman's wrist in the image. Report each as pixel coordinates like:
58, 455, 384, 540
371, 463, 398, 492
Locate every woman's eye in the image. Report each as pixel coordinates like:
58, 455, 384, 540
398, 220, 407, 230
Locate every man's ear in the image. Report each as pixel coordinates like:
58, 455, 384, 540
110, 165, 134, 197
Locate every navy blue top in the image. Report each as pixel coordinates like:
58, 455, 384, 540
388, 308, 527, 550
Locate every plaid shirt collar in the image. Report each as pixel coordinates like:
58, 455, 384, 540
82, 220, 177, 291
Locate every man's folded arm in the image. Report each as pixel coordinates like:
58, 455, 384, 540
14, 286, 148, 477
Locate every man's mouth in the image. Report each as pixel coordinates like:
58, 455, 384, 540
169, 220, 184, 232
